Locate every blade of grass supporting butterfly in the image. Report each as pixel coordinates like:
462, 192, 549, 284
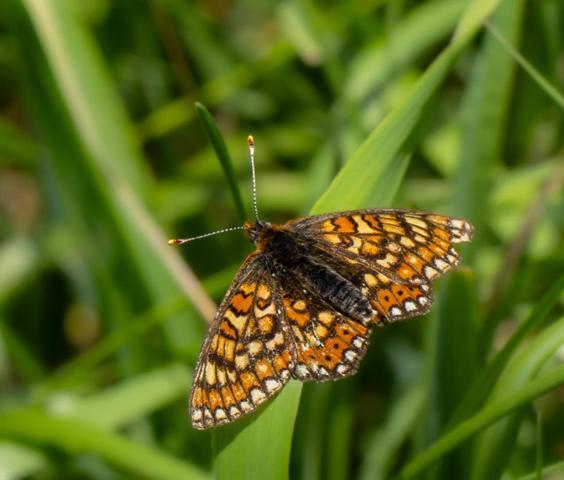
195, 102, 247, 223
212, 381, 302, 480
212, 1, 503, 477
470, 315, 564, 480
396, 361, 564, 480
0, 409, 209, 480
211, 154, 412, 479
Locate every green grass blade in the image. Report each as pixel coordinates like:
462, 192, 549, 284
0, 443, 47, 480
470, 315, 564, 480
359, 384, 425, 480
515, 460, 564, 480
346, 0, 466, 103
312, 0, 504, 214
212, 381, 302, 480
195, 102, 247, 223
454, 0, 525, 264
448, 274, 564, 426
34, 297, 187, 398
19, 0, 149, 195
422, 270, 479, 478
485, 21, 564, 109
0, 410, 209, 480
70, 363, 191, 429
535, 411, 542, 480
397, 362, 564, 479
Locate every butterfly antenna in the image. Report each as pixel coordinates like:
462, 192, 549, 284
168, 226, 245, 246
248, 135, 260, 220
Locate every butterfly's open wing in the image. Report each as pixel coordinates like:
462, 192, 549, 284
290, 209, 472, 323
190, 253, 293, 429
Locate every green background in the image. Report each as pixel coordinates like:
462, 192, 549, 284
0, 0, 563, 479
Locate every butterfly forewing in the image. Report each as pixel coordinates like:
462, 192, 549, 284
291, 209, 472, 284
190, 254, 292, 429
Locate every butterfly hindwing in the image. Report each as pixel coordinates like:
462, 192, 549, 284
273, 264, 372, 381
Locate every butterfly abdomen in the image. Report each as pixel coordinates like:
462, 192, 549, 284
298, 260, 374, 323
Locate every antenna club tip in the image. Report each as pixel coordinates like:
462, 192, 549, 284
168, 239, 181, 246
247, 134, 255, 146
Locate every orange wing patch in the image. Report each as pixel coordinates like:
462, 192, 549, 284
359, 271, 433, 323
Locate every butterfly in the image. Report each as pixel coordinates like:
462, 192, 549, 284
170, 136, 473, 430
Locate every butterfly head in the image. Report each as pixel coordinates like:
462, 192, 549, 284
243, 219, 270, 244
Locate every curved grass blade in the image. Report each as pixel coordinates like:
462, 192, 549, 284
485, 21, 564, 109
515, 460, 564, 480
448, 274, 564, 426
470, 315, 564, 480
195, 102, 247, 223
359, 384, 425, 480
0, 409, 209, 480
397, 362, 564, 479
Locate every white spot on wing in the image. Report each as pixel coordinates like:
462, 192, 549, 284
434, 258, 449, 271
353, 338, 364, 348
424, 265, 439, 279
265, 378, 280, 393
345, 350, 357, 361
404, 301, 417, 312
295, 364, 309, 378
251, 388, 266, 403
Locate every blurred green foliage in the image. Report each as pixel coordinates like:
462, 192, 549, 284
0, 0, 562, 479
